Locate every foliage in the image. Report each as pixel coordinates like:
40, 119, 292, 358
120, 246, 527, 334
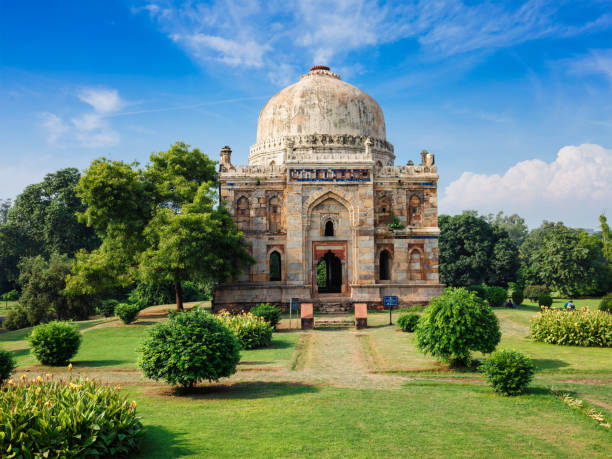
0, 349, 16, 384
523, 285, 549, 301
438, 213, 519, 287
316, 260, 326, 288
537, 293, 553, 307
467, 284, 488, 300
138, 308, 240, 388
0, 169, 100, 294
520, 221, 612, 296
415, 287, 501, 365
18, 253, 97, 325
128, 279, 207, 309
219, 312, 274, 350
387, 212, 404, 230
600, 215, 611, 264
511, 289, 524, 306
486, 286, 508, 308
1, 289, 19, 301
397, 313, 420, 332
3, 305, 30, 330
99, 299, 119, 317
0, 376, 142, 457
251, 303, 282, 328
530, 309, 612, 347
28, 321, 82, 366
480, 349, 535, 396
67, 142, 253, 311
599, 293, 612, 313
484, 211, 528, 246
115, 303, 140, 324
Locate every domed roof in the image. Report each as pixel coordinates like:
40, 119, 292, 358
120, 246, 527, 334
256, 66, 386, 143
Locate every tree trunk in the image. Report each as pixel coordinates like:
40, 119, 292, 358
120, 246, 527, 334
175, 279, 184, 312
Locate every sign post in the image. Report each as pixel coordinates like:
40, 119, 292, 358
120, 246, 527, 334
383, 296, 399, 325
290, 298, 299, 329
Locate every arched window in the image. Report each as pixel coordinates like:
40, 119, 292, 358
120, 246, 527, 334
324, 220, 334, 236
379, 250, 391, 280
409, 194, 422, 226
268, 196, 280, 232
236, 196, 249, 231
269, 251, 281, 281
376, 160, 383, 168
409, 250, 424, 280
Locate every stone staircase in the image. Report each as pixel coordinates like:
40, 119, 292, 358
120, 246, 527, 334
317, 300, 353, 314
315, 318, 354, 328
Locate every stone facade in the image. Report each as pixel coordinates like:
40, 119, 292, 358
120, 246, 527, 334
213, 66, 444, 312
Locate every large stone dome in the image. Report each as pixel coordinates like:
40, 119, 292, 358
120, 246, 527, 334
249, 66, 394, 166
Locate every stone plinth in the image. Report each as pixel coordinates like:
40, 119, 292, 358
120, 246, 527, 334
301, 303, 314, 330
354, 302, 367, 329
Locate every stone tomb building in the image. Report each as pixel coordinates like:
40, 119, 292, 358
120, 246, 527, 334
213, 66, 444, 312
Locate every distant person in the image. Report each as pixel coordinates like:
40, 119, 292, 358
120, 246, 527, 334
563, 300, 575, 310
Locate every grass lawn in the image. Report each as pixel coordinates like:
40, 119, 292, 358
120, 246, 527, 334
2, 300, 611, 457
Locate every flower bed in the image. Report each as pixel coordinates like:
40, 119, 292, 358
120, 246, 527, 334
530, 309, 612, 347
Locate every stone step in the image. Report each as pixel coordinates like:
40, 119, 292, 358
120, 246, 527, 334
315, 319, 354, 328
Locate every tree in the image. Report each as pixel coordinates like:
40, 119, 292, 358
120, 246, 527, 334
600, 215, 611, 264
66, 142, 253, 311
485, 211, 528, 246
438, 213, 519, 287
0, 199, 11, 225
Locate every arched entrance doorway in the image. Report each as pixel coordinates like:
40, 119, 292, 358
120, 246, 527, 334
317, 250, 342, 293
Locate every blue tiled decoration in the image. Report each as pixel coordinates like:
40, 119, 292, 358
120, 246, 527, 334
289, 168, 371, 182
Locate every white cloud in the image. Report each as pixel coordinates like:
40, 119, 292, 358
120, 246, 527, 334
39, 87, 122, 148
566, 49, 612, 83
78, 88, 123, 113
440, 144, 612, 228
134, 1, 612, 83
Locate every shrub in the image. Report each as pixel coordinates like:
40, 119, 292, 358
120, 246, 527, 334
538, 293, 553, 308
139, 308, 240, 388
511, 289, 524, 306
0, 376, 142, 456
468, 284, 488, 300
397, 313, 420, 332
481, 349, 535, 396
0, 349, 16, 384
29, 321, 82, 366
415, 287, 501, 366
486, 286, 508, 307
1, 289, 19, 301
220, 312, 273, 349
116, 303, 140, 324
99, 299, 119, 317
599, 293, 612, 313
251, 303, 282, 328
3, 305, 30, 330
524, 285, 548, 301
530, 309, 612, 347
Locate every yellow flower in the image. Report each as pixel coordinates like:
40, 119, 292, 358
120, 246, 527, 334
68, 363, 73, 371
116, 385, 121, 392
35, 387, 41, 395
131, 400, 137, 408
45, 401, 52, 408
36, 375, 42, 383
20, 374, 27, 381
8, 379, 14, 386
45, 373, 52, 379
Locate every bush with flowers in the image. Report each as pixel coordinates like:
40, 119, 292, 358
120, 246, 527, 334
0, 371, 143, 457
219, 311, 273, 350
530, 308, 612, 347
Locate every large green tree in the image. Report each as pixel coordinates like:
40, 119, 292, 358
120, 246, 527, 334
66, 142, 253, 311
438, 213, 519, 287
484, 211, 528, 246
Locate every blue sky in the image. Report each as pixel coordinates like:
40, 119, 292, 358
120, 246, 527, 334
1, 0, 611, 228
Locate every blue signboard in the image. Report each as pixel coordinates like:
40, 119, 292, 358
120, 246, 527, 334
291, 298, 300, 312
383, 296, 399, 308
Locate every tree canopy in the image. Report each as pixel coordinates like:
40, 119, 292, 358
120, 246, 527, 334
66, 142, 253, 310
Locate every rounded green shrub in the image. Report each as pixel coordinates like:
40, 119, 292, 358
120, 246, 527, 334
3, 306, 30, 330
599, 293, 612, 313
251, 303, 282, 328
397, 313, 420, 332
28, 321, 82, 366
468, 284, 488, 300
220, 312, 273, 349
0, 349, 16, 385
139, 308, 240, 388
0, 377, 142, 456
116, 303, 140, 324
530, 309, 612, 347
486, 286, 508, 307
524, 285, 548, 301
538, 293, 553, 308
99, 299, 119, 317
511, 289, 524, 306
481, 349, 535, 396
415, 287, 501, 366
